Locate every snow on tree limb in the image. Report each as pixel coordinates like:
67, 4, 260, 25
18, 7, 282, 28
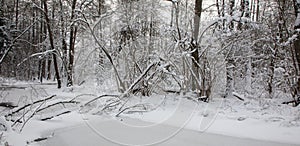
121, 62, 159, 98
6, 95, 56, 118
83, 94, 120, 106
0, 20, 38, 65
17, 49, 56, 67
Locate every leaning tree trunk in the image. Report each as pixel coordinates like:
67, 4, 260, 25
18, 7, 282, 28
43, 0, 61, 88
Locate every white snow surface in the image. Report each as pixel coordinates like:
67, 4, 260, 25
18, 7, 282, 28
0, 80, 300, 146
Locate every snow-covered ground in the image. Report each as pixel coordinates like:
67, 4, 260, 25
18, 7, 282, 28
0, 80, 300, 146
43, 117, 299, 146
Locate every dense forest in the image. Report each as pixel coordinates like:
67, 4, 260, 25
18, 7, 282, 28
1, 0, 300, 106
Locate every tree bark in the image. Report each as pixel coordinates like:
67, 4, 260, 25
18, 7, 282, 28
221, 0, 225, 28
229, 0, 235, 30
256, 0, 260, 22
191, 0, 203, 92
43, 0, 61, 88
15, 0, 19, 27
244, 0, 250, 18
294, 0, 300, 95
216, 0, 221, 18
238, 0, 250, 29
193, 0, 203, 41
67, 0, 77, 87
225, 58, 234, 98
294, 0, 298, 18
47, 59, 51, 80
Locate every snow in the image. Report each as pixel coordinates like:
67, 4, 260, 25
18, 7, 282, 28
0, 82, 300, 145
5, 112, 84, 146
1, 0, 300, 145
43, 117, 300, 146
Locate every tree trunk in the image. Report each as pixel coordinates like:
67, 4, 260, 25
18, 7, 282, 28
294, 0, 298, 18
15, 0, 19, 27
256, 0, 260, 22
238, 0, 245, 30
229, 0, 235, 30
47, 59, 51, 80
266, 0, 286, 98
59, 0, 67, 78
245, 57, 252, 95
225, 58, 234, 98
43, 0, 61, 88
191, 0, 203, 92
67, 0, 77, 87
193, 0, 202, 41
216, 0, 221, 18
221, 0, 225, 28
98, 0, 105, 15
294, 0, 300, 98
250, 0, 254, 21
244, 0, 250, 18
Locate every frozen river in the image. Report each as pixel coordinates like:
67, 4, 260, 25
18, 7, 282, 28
44, 118, 298, 146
